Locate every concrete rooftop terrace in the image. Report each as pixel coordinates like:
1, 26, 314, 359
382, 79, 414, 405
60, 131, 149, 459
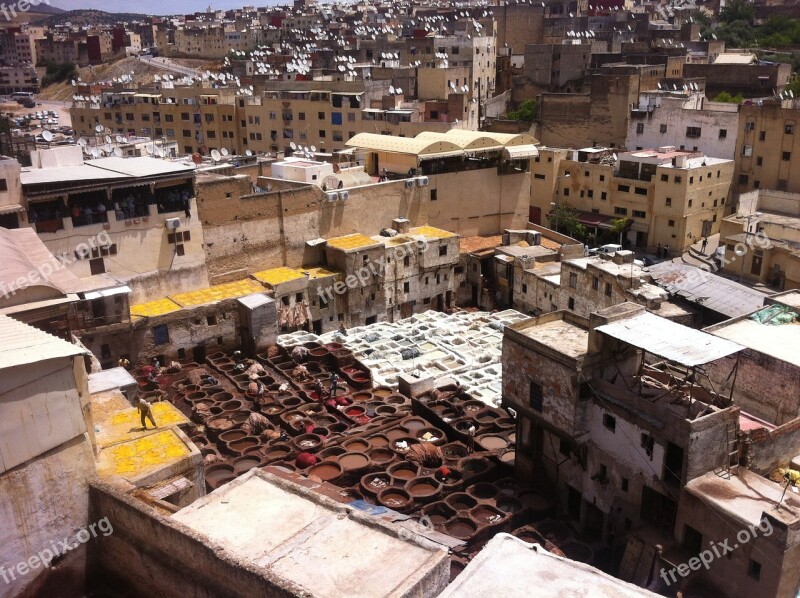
706, 302, 800, 368
171, 469, 450, 598
439, 533, 658, 598
510, 313, 591, 360
686, 469, 800, 529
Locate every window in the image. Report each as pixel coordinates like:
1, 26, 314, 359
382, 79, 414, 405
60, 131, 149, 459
634, 187, 647, 196
569, 273, 577, 288
756, 156, 763, 166
661, 174, 669, 182
633, 210, 646, 218
430, 189, 437, 201
319, 129, 326, 138
660, 124, 667, 134
786, 123, 795, 135
403, 256, 410, 267
641, 433, 655, 457
206, 315, 217, 326
668, 219, 675, 227
563, 188, 569, 197
534, 173, 545, 180
439, 245, 448, 257
152, 324, 169, 345
568, 297, 575, 310
782, 151, 792, 161
403, 282, 410, 293
621, 478, 629, 492
636, 123, 644, 134
592, 276, 599, 290
665, 197, 672, 207
529, 381, 543, 412
601, 192, 607, 200
618, 184, 630, 193
748, 560, 761, 581
599, 175, 605, 181
614, 207, 628, 216
89, 258, 105, 275
759, 131, 766, 141
603, 413, 616, 432
522, 283, 527, 293
605, 282, 612, 297
719, 128, 727, 139
0, 179, 6, 191
745, 120, 755, 132
686, 126, 701, 138
674, 175, 682, 183
739, 174, 749, 185
689, 176, 694, 184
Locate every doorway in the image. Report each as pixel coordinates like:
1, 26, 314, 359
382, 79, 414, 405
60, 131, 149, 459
192, 345, 206, 363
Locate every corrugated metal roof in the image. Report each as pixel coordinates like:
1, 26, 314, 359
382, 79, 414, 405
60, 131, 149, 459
417, 131, 503, 152
0, 314, 85, 369
595, 311, 743, 366
647, 261, 766, 318
90, 156, 196, 178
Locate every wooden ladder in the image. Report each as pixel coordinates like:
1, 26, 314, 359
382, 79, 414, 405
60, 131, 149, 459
725, 419, 740, 478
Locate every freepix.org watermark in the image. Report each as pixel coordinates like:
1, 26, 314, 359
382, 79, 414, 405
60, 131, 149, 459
659, 517, 773, 586
0, 0, 49, 22
316, 237, 430, 304
0, 230, 112, 300
0, 517, 113, 585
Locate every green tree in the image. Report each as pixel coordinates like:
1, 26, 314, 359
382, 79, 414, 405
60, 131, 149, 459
720, 0, 755, 25
713, 91, 745, 103
610, 218, 629, 245
40, 60, 79, 86
506, 99, 538, 123
550, 204, 586, 240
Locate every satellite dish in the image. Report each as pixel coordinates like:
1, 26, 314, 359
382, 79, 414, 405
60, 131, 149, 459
155, 146, 164, 158
211, 149, 222, 162
192, 153, 203, 164
115, 135, 124, 143
104, 143, 113, 153
104, 135, 112, 144
290, 141, 297, 150
41, 130, 53, 142
734, 245, 747, 257
245, 149, 253, 156
95, 124, 104, 133
310, 145, 316, 152
113, 147, 123, 157
221, 148, 229, 156
78, 137, 87, 147
91, 147, 100, 158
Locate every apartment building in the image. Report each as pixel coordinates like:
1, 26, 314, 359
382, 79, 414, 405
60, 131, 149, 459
529, 146, 735, 251
523, 41, 591, 92
174, 25, 255, 58
626, 92, 740, 160
503, 303, 742, 538
69, 80, 464, 156
0, 28, 37, 66
719, 189, 800, 291
0, 65, 39, 94
734, 99, 800, 196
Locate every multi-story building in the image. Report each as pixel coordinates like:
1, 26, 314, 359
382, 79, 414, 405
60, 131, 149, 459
0, 27, 37, 66
523, 41, 591, 92
346, 129, 539, 236
0, 65, 38, 94
734, 99, 800, 196
683, 54, 792, 99
529, 146, 735, 251
718, 189, 800, 291
626, 92, 740, 160
69, 80, 471, 157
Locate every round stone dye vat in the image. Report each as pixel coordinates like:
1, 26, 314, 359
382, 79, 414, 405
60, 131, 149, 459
308, 461, 344, 482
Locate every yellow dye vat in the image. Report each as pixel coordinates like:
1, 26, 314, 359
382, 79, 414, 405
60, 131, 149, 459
301, 266, 340, 279
97, 402, 189, 449
253, 266, 305, 286
170, 279, 264, 307
97, 429, 190, 478
326, 233, 379, 251
409, 225, 456, 239
130, 297, 181, 319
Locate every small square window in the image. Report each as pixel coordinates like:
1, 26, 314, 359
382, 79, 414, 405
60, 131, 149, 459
206, 315, 217, 326
439, 245, 448, 257
782, 151, 791, 161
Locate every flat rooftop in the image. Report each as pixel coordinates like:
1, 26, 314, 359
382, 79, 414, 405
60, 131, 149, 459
707, 305, 800, 368
515, 315, 590, 359
172, 470, 449, 598
326, 232, 382, 251
252, 266, 305, 287
439, 533, 658, 598
686, 469, 800, 529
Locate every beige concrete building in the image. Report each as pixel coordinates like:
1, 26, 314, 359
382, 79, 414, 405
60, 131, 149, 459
530, 146, 735, 252
734, 99, 800, 196
719, 189, 800, 291
69, 81, 466, 157
346, 129, 538, 237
